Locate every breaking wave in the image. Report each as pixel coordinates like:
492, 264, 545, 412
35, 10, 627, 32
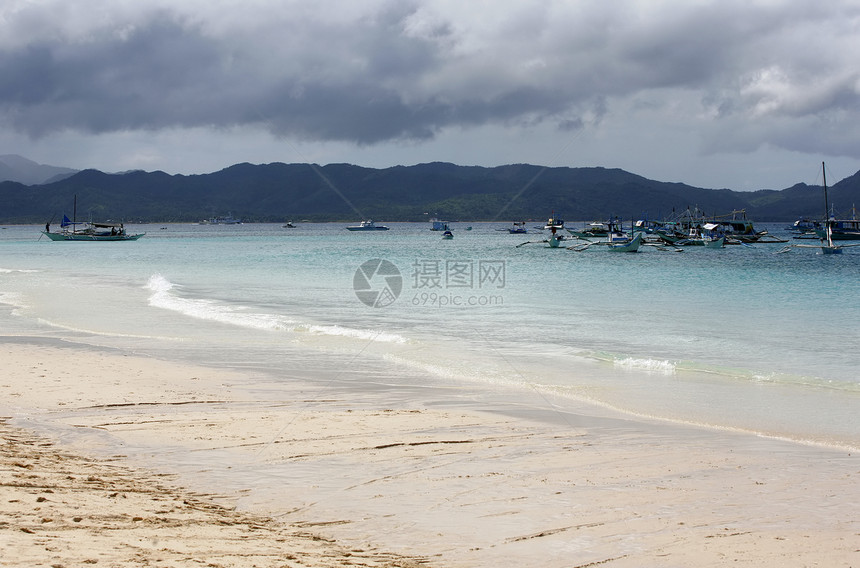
145, 274, 406, 344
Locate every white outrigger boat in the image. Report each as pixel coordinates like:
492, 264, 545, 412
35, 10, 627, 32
567, 220, 611, 238
700, 223, 726, 248
543, 213, 564, 230
778, 163, 860, 255
607, 231, 643, 252
568, 231, 643, 252
545, 213, 568, 247
668, 223, 726, 248
515, 226, 567, 248
516, 213, 569, 248
496, 221, 527, 234
567, 217, 643, 252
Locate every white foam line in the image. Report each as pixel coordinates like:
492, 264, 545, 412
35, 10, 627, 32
145, 274, 408, 344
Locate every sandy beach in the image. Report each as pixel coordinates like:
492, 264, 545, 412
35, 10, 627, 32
0, 421, 427, 568
1, 339, 857, 567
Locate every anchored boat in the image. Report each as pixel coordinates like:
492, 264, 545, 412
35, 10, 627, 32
567, 218, 643, 252
42, 196, 144, 241
508, 221, 528, 234
813, 207, 860, 241
778, 163, 860, 254
43, 221, 144, 241
346, 220, 390, 231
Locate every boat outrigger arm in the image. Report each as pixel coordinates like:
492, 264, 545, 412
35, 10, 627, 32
777, 238, 860, 254
777, 162, 860, 254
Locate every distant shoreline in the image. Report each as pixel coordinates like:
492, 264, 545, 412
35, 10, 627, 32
2, 160, 849, 224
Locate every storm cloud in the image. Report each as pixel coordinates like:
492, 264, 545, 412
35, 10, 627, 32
2, 0, 860, 188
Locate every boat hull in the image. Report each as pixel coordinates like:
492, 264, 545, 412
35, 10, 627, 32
607, 233, 642, 252
821, 246, 844, 255
814, 228, 860, 240
43, 231, 144, 241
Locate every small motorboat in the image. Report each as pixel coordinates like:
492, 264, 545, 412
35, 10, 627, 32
346, 220, 390, 231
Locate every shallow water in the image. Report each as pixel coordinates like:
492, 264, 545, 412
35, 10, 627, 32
0, 221, 858, 450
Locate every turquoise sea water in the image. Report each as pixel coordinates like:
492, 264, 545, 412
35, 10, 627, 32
1, 221, 858, 450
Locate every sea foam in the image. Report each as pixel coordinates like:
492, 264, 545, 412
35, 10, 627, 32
146, 274, 290, 331
0, 268, 40, 274
145, 274, 407, 344
613, 357, 677, 375
0, 292, 27, 314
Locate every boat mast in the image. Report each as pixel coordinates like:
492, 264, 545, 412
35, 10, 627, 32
822, 162, 829, 224
822, 162, 836, 249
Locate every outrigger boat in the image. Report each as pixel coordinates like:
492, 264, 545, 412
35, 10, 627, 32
567, 218, 643, 252
608, 231, 643, 252
650, 207, 784, 245
508, 221, 528, 234
543, 213, 564, 230
495, 221, 528, 234
546, 213, 568, 247
516, 214, 568, 248
430, 218, 449, 231
813, 206, 860, 240
671, 223, 726, 247
779, 163, 860, 255
567, 233, 643, 252
788, 217, 819, 234
567, 220, 611, 238
43, 221, 143, 241
701, 223, 726, 248
42, 196, 144, 241
204, 214, 242, 224
545, 213, 567, 247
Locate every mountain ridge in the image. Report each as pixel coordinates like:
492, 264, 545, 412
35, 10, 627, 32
0, 154, 79, 185
0, 158, 857, 223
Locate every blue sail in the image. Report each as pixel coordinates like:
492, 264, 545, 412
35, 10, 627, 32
60, 215, 72, 228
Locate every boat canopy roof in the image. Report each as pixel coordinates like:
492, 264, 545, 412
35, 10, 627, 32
90, 222, 124, 228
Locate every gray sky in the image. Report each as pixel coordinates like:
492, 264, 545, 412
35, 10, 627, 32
2, 0, 860, 190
